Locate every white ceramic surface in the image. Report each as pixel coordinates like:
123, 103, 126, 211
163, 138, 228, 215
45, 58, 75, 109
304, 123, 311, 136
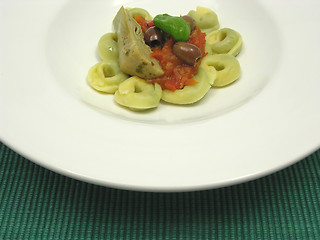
1, 0, 319, 191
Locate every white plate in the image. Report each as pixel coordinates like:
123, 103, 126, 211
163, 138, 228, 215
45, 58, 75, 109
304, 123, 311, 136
1, 0, 319, 192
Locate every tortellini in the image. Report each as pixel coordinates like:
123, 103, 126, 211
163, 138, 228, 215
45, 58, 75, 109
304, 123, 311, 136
202, 54, 241, 87
187, 7, 220, 33
206, 28, 242, 56
88, 61, 129, 93
89, 31, 129, 93
98, 33, 119, 61
114, 76, 162, 110
126, 8, 153, 21
160, 51, 242, 104
161, 57, 216, 104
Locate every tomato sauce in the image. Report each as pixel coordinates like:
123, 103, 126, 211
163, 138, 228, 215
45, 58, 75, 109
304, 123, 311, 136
134, 15, 155, 33
135, 16, 207, 91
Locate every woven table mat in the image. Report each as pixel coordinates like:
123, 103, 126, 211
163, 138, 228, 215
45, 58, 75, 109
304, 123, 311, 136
1, 142, 319, 239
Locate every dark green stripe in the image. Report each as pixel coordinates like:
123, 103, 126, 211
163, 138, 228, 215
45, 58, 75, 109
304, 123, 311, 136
0, 142, 319, 240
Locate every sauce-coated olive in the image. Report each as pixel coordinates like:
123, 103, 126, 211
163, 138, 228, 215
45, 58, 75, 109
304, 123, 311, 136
181, 15, 196, 32
173, 42, 202, 66
144, 26, 164, 47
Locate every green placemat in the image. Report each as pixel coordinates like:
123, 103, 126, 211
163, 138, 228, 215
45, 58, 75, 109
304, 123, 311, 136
0, 142, 319, 240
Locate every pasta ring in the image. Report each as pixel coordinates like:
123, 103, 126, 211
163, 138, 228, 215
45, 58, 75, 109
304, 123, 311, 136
88, 61, 129, 93
114, 76, 162, 110
187, 6, 219, 33
126, 8, 153, 21
199, 55, 218, 86
201, 54, 240, 87
98, 33, 119, 61
206, 28, 242, 56
161, 66, 213, 104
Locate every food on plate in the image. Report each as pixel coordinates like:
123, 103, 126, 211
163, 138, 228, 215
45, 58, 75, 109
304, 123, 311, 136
113, 7, 164, 79
187, 7, 220, 33
114, 77, 162, 110
87, 6, 243, 111
88, 61, 128, 93
97, 33, 119, 61
202, 54, 241, 87
173, 42, 202, 66
127, 7, 153, 21
161, 65, 213, 104
206, 28, 242, 56
153, 14, 191, 42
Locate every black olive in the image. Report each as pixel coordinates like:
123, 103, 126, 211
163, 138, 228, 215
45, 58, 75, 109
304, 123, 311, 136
181, 15, 196, 32
173, 42, 202, 66
144, 26, 163, 47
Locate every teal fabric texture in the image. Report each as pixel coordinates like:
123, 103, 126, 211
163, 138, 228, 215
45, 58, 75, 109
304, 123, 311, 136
0, 142, 319, 239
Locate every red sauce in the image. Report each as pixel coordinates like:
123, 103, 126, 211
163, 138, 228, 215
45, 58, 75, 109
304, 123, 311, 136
134, 15, 154, 33
135, 16, 207, 91
149, 38, 198, 91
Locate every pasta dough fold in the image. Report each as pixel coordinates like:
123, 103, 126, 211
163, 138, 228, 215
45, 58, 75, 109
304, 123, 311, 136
98, 33, 119, 61
161, 66, 214, 105
126, 8, 153, 21
206, 28, 242, 56
187, 7, 219, 33
202, 54, 241, 87
114, 76, 162, 110
88, 61, 129, 93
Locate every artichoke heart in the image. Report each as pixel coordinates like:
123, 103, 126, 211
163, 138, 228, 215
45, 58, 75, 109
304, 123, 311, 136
113, 7, 164, 79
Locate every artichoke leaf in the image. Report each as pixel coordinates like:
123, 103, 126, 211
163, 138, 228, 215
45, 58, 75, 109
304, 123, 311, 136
113, 7, 164, 79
